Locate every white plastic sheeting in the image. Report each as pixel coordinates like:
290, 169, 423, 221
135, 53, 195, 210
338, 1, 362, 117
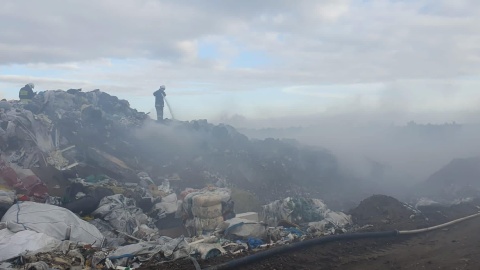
154, 193, 179, 215
306, 211, 352, 235
1, 202, 105, 246
261, 197, 352, 232
0, 190, 15, 205
92, 194, 147, 235
0, 229, 60, 261
223, 217, 267, 239
261, 197, 329, 226
415, 197, 442, 209
324, 211, 351, 227
190, 242, 226, 260
108, 237, 191, 266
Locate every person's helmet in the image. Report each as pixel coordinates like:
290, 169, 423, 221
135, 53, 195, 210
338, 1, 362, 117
159, 85, 165, 91
27, 83, 35, 89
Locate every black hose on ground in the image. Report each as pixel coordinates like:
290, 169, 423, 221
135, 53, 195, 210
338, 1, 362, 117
203, 212, 480, 270
202, 230, 398, 270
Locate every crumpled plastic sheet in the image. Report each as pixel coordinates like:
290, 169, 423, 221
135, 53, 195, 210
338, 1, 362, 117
267, 227, 305, 243
108, 236, 191, 266
193, 216, 224, 234
89, 218, 126, 247
190, 242, 226, 260
31, 114, 55, 153
154, 193, 179, 216
46, 149, 71, 170
158, 179, 172, 194
4, 109, 55, 153
323, 210, 352, 227
133, 224, 161, 242
246, 237, 264, 249
92, 194, 150, 235
261, 197, 330, 226
223, 218, 267, 240
306, 211, 352, 235
1, 201, 105, 246
0, 104, 75, 171
137, 172, 155, 187
0, 229, 60, 261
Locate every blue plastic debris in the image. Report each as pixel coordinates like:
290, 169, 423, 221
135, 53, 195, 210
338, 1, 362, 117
284, 227, 303, 237
247, 237, 264, 249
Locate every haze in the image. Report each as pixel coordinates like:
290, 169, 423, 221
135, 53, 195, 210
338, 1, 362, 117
2, 0, 480, 192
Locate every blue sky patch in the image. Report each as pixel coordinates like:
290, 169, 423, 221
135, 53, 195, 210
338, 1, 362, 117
230, 50, 270, 68
198, 42, 219, 59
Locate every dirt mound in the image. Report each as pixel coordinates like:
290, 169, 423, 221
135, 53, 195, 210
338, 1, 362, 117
351, 195, 480, 231
350, 195, 419, 230
417, 157, 480, 202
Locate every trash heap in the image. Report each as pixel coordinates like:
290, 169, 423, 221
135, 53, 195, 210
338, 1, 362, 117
0, 89, 147, 209
0, 190, 354, 269
261, 197, 352, 236
0, 89, 357, 269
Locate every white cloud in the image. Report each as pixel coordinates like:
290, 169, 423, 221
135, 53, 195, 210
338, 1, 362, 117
313, 0, 350, 21
2, 0, 480, 122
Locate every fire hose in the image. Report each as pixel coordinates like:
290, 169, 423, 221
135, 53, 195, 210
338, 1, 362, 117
202, 212, 480, 270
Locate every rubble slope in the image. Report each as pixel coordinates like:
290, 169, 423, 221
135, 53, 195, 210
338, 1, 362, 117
416, 157, 480, 202
0, 89, 348, 204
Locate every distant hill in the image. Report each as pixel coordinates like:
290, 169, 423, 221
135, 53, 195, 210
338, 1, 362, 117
417, 157, 480, 202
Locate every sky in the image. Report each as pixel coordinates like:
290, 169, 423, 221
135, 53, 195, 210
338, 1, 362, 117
1, 0, 480, 127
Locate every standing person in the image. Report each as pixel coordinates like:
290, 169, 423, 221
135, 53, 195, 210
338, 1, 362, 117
153, 85, 166, 121
19, 83, 36, 103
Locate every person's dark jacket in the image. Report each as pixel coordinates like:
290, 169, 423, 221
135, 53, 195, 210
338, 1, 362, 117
153, 90, 166, 107
19, 85, 35, 100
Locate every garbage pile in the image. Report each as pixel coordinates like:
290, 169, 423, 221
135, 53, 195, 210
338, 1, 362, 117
0, 89, 359, 268
0, 188, 355, 269
1, 88, 347, 205
261, 197, 352, 236
0, 90, 147, 209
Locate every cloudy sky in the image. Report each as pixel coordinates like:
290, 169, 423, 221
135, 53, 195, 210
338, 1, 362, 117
1, 0, 480, 126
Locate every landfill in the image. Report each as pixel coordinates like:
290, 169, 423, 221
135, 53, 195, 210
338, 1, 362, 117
0, 89, 357, 269
1, 88, 474, 269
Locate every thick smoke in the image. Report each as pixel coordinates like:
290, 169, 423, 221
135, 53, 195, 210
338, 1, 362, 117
221, 108, 480, 201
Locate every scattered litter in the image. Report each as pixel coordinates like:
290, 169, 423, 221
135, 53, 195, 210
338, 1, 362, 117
2, 88, 473, 269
